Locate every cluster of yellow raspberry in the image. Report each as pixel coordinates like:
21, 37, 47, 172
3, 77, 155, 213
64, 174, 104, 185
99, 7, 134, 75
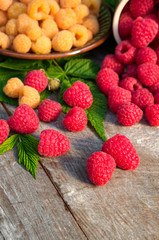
3, 77, 40, 108
0, 0, 101, 54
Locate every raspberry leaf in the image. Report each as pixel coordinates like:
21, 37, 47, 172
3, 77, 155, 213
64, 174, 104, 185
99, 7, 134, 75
58, 80, 72, 113
64, 59, 100, 80
0, 134, 19, 155
17, 134, 40, 179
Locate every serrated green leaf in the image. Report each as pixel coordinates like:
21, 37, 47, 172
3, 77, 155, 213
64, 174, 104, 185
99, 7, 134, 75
64, 59, 100, 80
0, 134, 19, 155
0, 58, 43, 71
58, 80, 72, 113
17, 134, 40, 179
46, 65, 66, 81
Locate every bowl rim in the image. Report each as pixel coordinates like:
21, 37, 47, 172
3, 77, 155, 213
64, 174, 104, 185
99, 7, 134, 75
112, 0, 129, 44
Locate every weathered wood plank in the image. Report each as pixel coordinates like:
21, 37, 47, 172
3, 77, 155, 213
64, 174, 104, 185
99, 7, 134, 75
0, 103, 87, 240
4, 100, 159, 240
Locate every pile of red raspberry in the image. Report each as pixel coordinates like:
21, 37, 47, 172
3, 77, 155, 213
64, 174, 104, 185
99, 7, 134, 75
97, 0, 159, 126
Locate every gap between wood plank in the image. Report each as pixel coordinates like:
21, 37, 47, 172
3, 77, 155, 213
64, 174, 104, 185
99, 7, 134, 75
1, 102, 89, 240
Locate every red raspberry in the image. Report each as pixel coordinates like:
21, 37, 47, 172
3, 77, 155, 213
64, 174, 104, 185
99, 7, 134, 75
102, 134, 140, 170
38, 99, 62, 122
0, 119, 9, 145
63, 107, 87, 132
130, 0, 154, 18
24, 70, 48, 93
148, 81, 159, 94
108, 87, 132, 113
122, 63, 137, 79
86, 151, 116, 186
132, 88, 154, 110
119, 11, 134, 40
122, 2, 130, 13
119, 77, 142, 92
7, 104, 39, 134
96, 68, 119, 96
154, 90, 159, 104
144, 14, 159, 24
38, 129, 70, 157
136, 47, 157, 66
145, 104, 159, 126
131, 17, 158, 48
63, 81, 93, 109
156, 47, 159, 65
117, 102, 143, 126
115, 40, 137, 65
101, 54, 124, 76
137, 63, 159, 87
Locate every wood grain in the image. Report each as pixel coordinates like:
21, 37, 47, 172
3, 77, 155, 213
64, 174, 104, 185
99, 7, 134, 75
0, 104, 87, 240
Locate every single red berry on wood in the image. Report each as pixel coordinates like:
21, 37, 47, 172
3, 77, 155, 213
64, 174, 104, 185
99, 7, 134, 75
87, 151, 116, 186
145, 104, 159, 126
137, 63, 159, 87
132, 88, 154, 111
102, 134, 140, 170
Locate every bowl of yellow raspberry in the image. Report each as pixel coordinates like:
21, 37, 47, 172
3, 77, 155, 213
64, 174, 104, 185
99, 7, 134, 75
0, 0, 112, 59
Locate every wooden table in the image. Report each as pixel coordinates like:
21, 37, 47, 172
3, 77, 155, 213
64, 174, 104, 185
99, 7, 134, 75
0, 40, 159, 240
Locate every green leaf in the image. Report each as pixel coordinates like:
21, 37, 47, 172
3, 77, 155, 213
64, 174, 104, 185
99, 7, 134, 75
59, 78, 107, 141
0, 58, 43, 71
40, 89, 53, 102
46, 65, 66, 81
58, 80, 72, 113
17, 134, 40, 179
64, 59, 100, 80
0, 134, 19, 155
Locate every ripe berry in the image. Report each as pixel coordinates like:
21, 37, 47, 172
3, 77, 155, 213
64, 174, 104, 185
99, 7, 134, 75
0, 32, 10, 49
87, 151, 116, 186
7, 104, 39, 134
24, 70, 48, 93
119, 77, 142, 92
115, 40, 137, 65
96, 68, 119, 96
0, 0, 13, 11
119, 11, 134, 40
19, 86, 40, 109
69, 24, 89, 47
55, 8, 76, 30
132, 88, 154, 111
154, 90, 159, 104
63, 107, 87, 132
32, 35, 52, 54
145, 104, 159, 126
101, 54, 124, 76
122, 63, 138, 79
74, 4, 89, 24
102, 134, 140, 170
38, 99, 62, 122
38, 129, 70, 157
137, 63, 159, 87
82, 14, 99, 35
130, 0, 154, 18
13, 34, 31, 53
148, 81, 159, 94
52, 30, 73, 52
108, 87, 132, 113
0, 120, 9, 145
117, 102, 143, 126
63, 81, 93, 109
136, 47, 157, 66
3, 77, 24, 98
131, 17, 158, 48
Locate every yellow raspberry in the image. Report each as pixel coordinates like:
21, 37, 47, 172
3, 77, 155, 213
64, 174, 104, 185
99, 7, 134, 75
0, 32, 10, 49
17, 13, 38, 34
3, 78, 24, 98
52, 30, 73, 52
27, 0, 50, 21
82, 0, 101, 16
55, 8, 76, 30
83, 14, 99, 35
74, 4, 89, 24
13, 34, 31, 53
0, 0, 13, 11
41, 19, 58, 39
0, 10, 8, 27
69, 24, 88, 47
6, 19, 18, 36
87, 29, 93, 41
46, 0, 60, 17
19, 86, 40, 109
60, 0, 81, 8
8, 2, 27, 19
0, 26, 6, 33
32, 35, 52, 54
19, 0, 32, 5
26, 24, 42, 41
